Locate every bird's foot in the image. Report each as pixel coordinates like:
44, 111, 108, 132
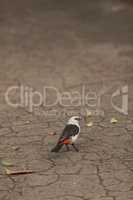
65, 144, 70, 151
72, 144, 79, 152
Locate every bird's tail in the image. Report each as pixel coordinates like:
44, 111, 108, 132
51, 142, 64, 152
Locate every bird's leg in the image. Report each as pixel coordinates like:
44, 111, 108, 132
65, 144, 70, 151
72, 144, 79, 152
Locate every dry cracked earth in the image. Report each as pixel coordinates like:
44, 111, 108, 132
0, 0, 133, 200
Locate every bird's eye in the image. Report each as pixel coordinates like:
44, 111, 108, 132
75, 117, 81, 120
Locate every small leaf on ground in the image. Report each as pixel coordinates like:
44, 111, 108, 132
87, 111, 92, 117
86, 122, 93, 127
110, 118, 118, 123
12, 146, 20, 151
0, 160, 13, 167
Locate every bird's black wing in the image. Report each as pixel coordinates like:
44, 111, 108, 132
59, 124, 79, 142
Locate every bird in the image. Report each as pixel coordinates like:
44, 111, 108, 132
51, 116, 81, 153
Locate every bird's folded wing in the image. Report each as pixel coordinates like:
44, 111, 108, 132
59, 124, 79, 143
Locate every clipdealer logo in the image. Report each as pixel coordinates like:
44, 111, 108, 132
4, 84, 128, 115
5, 85, 100, 112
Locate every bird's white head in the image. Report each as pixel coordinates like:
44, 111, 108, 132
68, 116, 81, 126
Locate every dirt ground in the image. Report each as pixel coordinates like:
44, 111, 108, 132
0, 0, 133, 200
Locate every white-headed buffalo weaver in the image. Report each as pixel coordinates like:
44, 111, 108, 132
51, 116, 81, 152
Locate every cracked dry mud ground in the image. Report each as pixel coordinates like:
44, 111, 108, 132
0, 0, 133, 200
